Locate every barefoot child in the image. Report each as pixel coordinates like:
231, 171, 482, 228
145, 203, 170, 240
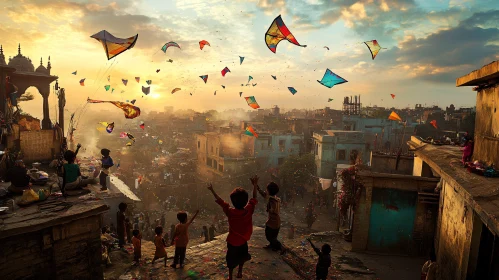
132, 229, 142, 263
254, 178, 284, 252
207, 177, 258, 280
152, 226, 168, 266
307, 238, 331, 280
170, 210, 199, 268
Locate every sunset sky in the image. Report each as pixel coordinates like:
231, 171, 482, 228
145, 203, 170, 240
1, 0, 498, 121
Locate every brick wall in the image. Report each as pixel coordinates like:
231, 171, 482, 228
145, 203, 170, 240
20, 129, 61, 163
0, 215, 104, 280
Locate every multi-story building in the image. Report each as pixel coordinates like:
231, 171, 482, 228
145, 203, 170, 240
241, 132, 303, 168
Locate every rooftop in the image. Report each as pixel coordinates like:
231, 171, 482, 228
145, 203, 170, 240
456, 60, 499, 87
408, 137, 499, 235
316, 130, 365, 136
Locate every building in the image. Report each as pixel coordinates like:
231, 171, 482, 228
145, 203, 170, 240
313, 130, 368, 179
407, 61, 499, 280
369, 151, 414, 175
241, 132, 303, 168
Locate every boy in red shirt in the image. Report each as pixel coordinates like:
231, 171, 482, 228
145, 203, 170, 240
207, 175, 258, 280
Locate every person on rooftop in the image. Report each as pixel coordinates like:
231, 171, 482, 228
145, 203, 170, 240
6, 160, 31, 195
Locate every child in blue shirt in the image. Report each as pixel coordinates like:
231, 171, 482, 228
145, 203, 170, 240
100, 148, 114, 191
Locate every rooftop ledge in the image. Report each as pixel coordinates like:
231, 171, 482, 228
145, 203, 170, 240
456, 60, 499, 87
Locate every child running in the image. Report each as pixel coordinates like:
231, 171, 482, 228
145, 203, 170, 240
152, 226, 168, 267
131, 229, 142, 264
254, 178, 284, 253
207, 176, 258, 280
170, 210, 199, 268
307, 238, 332, 280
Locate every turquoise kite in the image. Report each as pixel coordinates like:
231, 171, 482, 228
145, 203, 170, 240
72, 71, 77, 75
245, 96, 260, 109
200, 75, 208, 83
104, 85, 110, 91
288, 87, 297, 95
317, 68, 348, 88
248, 76, 253, 83
161, 42, 180, 52
239, 56, 244, 65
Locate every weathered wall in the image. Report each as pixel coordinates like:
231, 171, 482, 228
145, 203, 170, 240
20, 129, 61, 163
352, 186, 372, 251
0, 215, 104, 280
413, 156, 435, 177
436, 180, 474, 280
474, 86, 499, 167
370, 153, 414, 175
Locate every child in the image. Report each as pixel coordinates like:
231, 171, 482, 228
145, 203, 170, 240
209, 224, 217, 241
132, 229, 142, 263
307, 238, 331, 280
152, 226, 168, 267
255, 178, 283, 252
171, 210, 199, 268
117, 203, 127, 248
62, 149, 95, 194
207, 176, 258, 280
100, 148, 114, 191
202, 226, 209, 243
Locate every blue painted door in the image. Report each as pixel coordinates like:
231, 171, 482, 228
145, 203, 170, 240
367, 188, 417, 254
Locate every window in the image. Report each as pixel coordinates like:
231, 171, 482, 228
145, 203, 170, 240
261, 143, 265, 149
218, 164, 224, 172
216, 148, 218, 155
350, 149, 358, 161
211, 146, 214, 153
279, 140, 285, 147
206, 158, 212, 166
198, 141, 200, 149
336, 149, 346, 161
214, 160, 218, 169
278, 157, 285, 165
315, 143, 319, 155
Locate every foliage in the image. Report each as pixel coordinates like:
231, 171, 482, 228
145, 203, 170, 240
338, 166, 364, 215
18, 92, 35, 102
280, 154, 317, 187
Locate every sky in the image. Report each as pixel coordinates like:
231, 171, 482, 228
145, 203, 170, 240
1, 0, 499, 122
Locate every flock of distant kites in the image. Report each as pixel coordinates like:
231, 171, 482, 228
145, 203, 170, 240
74, 15, 397, 139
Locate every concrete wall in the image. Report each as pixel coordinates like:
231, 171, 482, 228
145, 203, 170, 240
474, 86, 499, 167
0, 215, 104, 280
370, 153, 414, 175
436, 180, 474, 280
19, 129, 61, 163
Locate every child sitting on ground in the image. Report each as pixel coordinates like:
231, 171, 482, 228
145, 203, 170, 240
100, 148, 114, 191
207, 176, 258, 280
170, 210, 199, 268
132, 229, 142, 264
254, 177, 284, 253
307, 238, 331, 280
152, 226, 168, 267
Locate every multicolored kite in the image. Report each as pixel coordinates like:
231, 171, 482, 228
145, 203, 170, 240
390, 94, 395, 99
245, 96, 260, 109
104, 85, 110, 91
265, 15, 306, 53
317, 69, 348, 88
146, 80, 152, 85
364, 40, 385, 60
200, 75, 208, 83
245, 126, 258, 138
87, 98, 141, 119
79, 78, 85, 86
248, 76, 253, 83
122, 79, 128, 86
388, 111, 402, 122
161, 42, 180, 52
106, 122, 114, 133
430, 120, 438, 129
90, 30, 138, 60
135, 77, 140, 83
199, 40, 210, 50
142, 86, 150, 95
172, 88, 181, 94
239, 56, 244, 65
221, 67, 231, 77
288, 87, 297, 95
72, 71, 77, 75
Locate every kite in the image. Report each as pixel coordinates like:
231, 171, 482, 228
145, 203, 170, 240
107, 75, 110, 82
122, 79, 128, 86
288, 87, 297, 95
222, 85, 225, 89
199, 40, 210, 50
221, 67, 231, 77
239, 56, 244, 65
140, 122, 145, 130
111, 88, 115, 93
126, 142, 133, 147
90, 30, 138, 60
172, 88, 181, 94
265, 15, 306, 53
214, 91, 217, 96
156, 69, 160, 73
104, 85, 110, 91
106, 122, 114, 133
390, 94, 395, 99
245, 126, 258, 138
430, 120, 438, 129
87, 98, 141, 119
161, 42, 180, 52
190, 93, 192, 96
199, 75, 208, 83
271, 75, 276, 80
248, 76, 253, 83
135, 77, 140, 83
364, 40, 385, 60
72, 71, 77, 75
167, 59, 173, 63
328, 98, 333, 102
142, 86, 150, 95
388, 111, 402, 122
317, 69, 348, 88
324, 46, 329, 50
120, 132, 128, 138
130, 99, 136, 104
146, 80, 152, 85
239, 92, 243, 97
252, 83, 257, 87
79, 79, 85, 86
245, 96, 260, 109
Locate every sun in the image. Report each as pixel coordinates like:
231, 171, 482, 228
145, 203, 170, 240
150, 93, 161, 99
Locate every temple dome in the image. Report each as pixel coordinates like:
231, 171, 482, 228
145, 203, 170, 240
8, 44, 34, 72
35, 58, 48, 74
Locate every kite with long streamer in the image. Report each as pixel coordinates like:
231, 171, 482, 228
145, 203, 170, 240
90, 30, 138, 60
317, 69, 348, 88
87, 98, 141, 119
265, 15, 306, 53
245, 96, 260, 109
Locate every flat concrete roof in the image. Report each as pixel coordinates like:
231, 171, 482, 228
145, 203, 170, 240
408, 138, 499, 235
456, 60, 499, 87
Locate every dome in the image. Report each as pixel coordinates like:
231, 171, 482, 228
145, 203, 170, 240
8, 54, 34, 72
35, 64, 48, 74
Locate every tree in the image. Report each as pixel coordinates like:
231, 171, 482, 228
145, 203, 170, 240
18, 92, 35, 102
280, 154, 317, 188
